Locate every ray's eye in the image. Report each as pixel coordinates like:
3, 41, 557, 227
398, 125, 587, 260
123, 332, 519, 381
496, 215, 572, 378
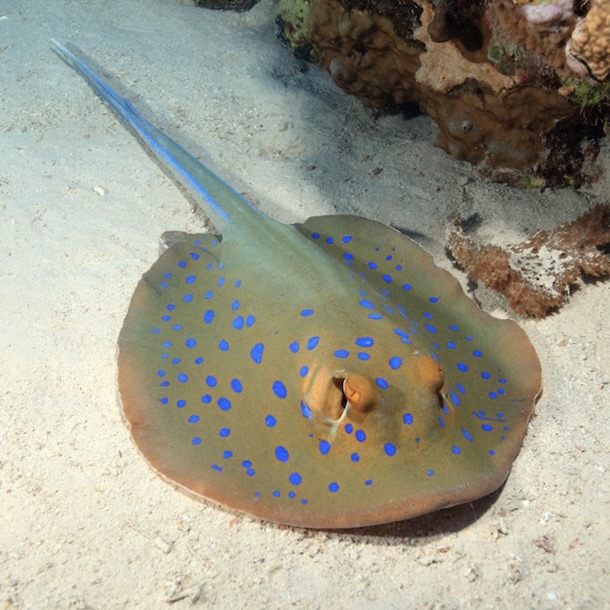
342, 374, 379, 414
306, 370, 380, 420
321, 374, 379, 419
409, 356, 444, 394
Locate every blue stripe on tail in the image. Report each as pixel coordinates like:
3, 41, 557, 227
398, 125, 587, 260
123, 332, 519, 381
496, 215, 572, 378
51, 39, 257, 227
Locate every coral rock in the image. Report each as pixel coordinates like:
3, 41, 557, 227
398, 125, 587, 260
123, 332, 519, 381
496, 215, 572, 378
448, 205, 610, 317
568, 0, 610, 82
415, 2, 514, 94
278, 0, 610, 186
492, 0, 578, 78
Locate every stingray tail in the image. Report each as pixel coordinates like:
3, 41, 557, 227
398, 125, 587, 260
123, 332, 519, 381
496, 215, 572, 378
51, 39, 265, 230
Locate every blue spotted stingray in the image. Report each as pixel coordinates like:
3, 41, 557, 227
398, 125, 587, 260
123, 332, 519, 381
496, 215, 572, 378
53, 41, 541, 528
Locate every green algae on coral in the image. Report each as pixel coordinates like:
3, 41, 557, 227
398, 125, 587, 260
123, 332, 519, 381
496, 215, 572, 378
278, 0, 315, 60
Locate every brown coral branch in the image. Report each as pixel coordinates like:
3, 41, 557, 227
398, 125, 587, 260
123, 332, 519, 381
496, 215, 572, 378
448, 205, 610, 317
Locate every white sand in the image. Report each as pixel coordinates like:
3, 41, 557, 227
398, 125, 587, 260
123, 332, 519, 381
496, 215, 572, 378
1, 1, 608, 607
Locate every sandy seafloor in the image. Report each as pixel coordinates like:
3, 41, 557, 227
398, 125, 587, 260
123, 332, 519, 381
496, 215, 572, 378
1, 0, 609, 608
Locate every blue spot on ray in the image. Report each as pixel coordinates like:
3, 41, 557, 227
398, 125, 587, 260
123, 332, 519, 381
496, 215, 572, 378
355, 430, 366, 442
275, 446, 289, 462
273, 381, 287, 399
384, 443, 397, 457
376, 378, 389, 390
205, 375, 217, 387
250, 343, 264, 364
389, 356, 402, 370
218, 397, 231, 411
307, 336, 320, 350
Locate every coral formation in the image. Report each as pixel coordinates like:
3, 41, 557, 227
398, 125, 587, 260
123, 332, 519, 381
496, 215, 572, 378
495, 0, 610, 83
568, 0, 610, 81
278, 0, 610, 186
447, 205, 610, 317
492, 0, 578, 78
308, 1, 422, 110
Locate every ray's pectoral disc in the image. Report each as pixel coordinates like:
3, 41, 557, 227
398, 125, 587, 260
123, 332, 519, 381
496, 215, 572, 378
118, 217, 541, 529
